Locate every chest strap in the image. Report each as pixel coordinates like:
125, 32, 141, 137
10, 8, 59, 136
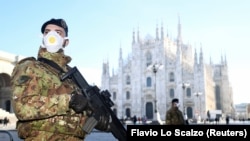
38, 57, 65, 73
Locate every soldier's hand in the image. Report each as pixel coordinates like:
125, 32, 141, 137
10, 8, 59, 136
95, 113, 111, 132
69, 93, 88, 113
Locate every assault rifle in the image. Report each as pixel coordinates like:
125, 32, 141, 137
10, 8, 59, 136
61, 66, 127, 141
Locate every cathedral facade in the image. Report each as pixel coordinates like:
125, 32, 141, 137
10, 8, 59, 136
101, 20, 234, 122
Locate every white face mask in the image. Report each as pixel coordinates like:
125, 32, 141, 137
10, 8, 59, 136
42, 31, 67, 53
174, 103, 180, 107
176, 103, 180, 107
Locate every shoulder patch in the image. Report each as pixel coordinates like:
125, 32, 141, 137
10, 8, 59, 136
17, 57, 36, 65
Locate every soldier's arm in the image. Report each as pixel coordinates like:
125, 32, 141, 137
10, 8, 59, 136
11, 59, 71, 121
165, 111, 171, 125
179, 111, 186, 124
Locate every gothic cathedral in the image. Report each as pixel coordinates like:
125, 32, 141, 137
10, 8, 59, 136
101, 19, 234, 122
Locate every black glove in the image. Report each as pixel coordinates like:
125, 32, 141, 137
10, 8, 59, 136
69, 94, 88, 113
95, 113, 111, 132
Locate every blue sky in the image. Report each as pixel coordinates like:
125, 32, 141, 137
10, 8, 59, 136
0, 0, 249, 104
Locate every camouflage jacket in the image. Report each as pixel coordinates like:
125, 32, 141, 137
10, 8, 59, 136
11, 47, 88, 139
165, 107, 185, 125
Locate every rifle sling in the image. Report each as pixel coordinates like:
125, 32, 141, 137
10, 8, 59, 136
38, 57, 65, 73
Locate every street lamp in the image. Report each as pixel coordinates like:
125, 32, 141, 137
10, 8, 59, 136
152, 64, 163, 113
194, 92, 202, 122
182, 82, 190, 118
148, 63, 163, 124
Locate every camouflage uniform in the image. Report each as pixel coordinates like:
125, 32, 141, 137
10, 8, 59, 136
11, 47, 88, 141
165, 107, 185, 125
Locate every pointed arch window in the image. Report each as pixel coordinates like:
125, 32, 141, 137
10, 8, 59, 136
146, 77, 152, 87
126, 75, 131, 85
113, 92, 116, 100
169, 72, 175, 82
126, 91, 130, 100
169, 88, 175, 98
146, 52, 152, 67
186, 88, 191, 97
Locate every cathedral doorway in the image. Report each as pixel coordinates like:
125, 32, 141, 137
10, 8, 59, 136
145, 102, 153, 119
187, 107, 193, 119
125, 108, 131, 118
5, 100, 11, 112
113, 108, 117, 116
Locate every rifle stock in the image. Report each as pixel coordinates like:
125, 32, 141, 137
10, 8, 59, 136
61, 66, 127, 141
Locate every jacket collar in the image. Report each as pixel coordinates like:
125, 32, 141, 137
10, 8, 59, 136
37, 47, 72, 71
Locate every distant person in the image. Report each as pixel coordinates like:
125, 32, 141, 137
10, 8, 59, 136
226, 115, 230, 124
142, 115, 147, 125
207, 110, 211, 123
215, 117, 219, 124
3, 117, 9, 126
137, 116, 141, 124
133, 115, 137, 124
165, 98, 186, 125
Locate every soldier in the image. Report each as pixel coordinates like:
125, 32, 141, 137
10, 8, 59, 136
11, 18, 110, 141
165, 98, 186, 125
